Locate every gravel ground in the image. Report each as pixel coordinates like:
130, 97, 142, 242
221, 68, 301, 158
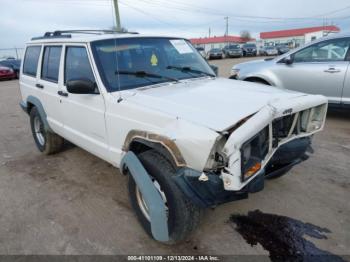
0, 58, 349, 257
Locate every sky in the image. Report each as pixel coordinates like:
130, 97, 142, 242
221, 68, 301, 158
1, 0, 350, 51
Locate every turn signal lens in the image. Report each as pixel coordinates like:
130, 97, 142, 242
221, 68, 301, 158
244, 162, 262, 179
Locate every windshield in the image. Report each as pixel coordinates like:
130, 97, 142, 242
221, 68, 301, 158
228, 45, 240, 49
91, 37, 214, 92
210, 48, 221, 52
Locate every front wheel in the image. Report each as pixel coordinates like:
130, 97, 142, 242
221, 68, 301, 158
30, 107, 64, 154
128, 150, 202, 244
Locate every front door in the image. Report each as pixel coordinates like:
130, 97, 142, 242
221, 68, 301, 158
59, 45, 108, 159
275, 37, 350, 104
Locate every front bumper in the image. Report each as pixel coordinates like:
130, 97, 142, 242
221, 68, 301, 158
221, 97, 327, 191
244, 50, 256, 56
227, 52, 242, 57
209, 54, 222, 58
173, 137, 311, 208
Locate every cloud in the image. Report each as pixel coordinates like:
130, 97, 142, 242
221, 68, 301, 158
0, 0, 349, 49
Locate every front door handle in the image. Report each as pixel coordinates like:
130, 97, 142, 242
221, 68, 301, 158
57, 90, 68, 97
35, 83, 44, 89
324, 67, 341, 73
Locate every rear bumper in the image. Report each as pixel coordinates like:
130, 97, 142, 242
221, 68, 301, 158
0, 73, 16, 79
19, 101, 28, 114
173, 137, 311, 208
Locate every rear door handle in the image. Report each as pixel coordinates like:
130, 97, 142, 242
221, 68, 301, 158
35, 83, 44, 89
324, 67, 341, 73
57, 90, 68, 97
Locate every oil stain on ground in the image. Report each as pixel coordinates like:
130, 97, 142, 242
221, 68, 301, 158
230, 210, 345, 262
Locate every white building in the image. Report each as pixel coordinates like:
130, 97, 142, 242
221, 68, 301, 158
260, 26, 340, 48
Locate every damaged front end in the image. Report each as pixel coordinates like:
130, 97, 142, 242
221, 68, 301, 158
173, 95, 328, 208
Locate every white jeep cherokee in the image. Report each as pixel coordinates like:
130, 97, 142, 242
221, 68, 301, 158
19, 30, 328, 243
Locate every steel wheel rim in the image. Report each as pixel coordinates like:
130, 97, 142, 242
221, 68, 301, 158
135, 178, 168, 222
34, 116, 45, 146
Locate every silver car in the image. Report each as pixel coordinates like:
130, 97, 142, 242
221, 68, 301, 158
231, 34, 350, 108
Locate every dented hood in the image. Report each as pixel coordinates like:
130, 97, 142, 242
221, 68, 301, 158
117, 78, 306, 132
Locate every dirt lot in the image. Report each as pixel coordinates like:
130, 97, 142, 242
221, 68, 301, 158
0, 57, 349, 257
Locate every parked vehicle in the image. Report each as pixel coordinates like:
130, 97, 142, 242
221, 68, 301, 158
222, 44, 242, 58
19, 30, 327, 244
261, 46, 279, 56
0, 65, 16, 80
258, 46, 266, 56
276, 44, 290, 55
195, 47, 206, 58
0, 59, 21, 79
207, 48, 223, 59
230, 34, 350, 108
242, 43, 257, 56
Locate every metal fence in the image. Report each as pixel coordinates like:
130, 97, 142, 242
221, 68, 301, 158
0, 48, 25, 60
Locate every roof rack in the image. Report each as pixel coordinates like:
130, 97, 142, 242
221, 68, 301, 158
31, 29, 139, 40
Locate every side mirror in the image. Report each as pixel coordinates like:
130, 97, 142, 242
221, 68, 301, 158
284, 55, 293, 65
210, 64, 219, 76
66, 79, 98, 94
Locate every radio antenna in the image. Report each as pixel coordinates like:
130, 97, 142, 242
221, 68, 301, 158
110, 0, 123, 103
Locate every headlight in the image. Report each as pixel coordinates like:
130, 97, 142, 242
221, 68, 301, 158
240, 126, 269, 181
204, 136, 227, 171
230, 68, 240, 78
307, 104, 327, 132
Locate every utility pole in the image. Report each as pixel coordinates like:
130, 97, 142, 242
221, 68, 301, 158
209, 27, 211, 38
14, 47, 18, 59
224, 16, 229, 36
113, 0, 121, 31
224, 16, 229, 44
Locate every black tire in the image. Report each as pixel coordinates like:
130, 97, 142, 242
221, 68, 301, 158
30, 107, 64, 155
128, 150, 202, 244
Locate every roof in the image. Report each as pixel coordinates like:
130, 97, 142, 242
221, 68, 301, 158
260, 26, 340, 39
190, 35, 255, 45
27, 31, 186, 44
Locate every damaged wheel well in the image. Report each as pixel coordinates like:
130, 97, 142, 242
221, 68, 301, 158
128, 139, 180, 170
123, 130, 187, 171
244, 77, 271, 86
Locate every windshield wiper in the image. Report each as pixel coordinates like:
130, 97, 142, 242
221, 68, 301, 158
116, 70, 179, 83
166, 66, 216, 77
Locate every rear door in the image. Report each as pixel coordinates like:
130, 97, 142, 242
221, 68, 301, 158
36, 45, 64, 133
275, 37, 350, 104
59, 44, 108, 159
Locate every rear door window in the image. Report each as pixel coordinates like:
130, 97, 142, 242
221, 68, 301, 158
41, 46, 62, 83
23, 46, 42, 77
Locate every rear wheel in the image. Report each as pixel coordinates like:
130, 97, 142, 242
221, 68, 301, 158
128, 150, 202, 244
30, 107, 64, 154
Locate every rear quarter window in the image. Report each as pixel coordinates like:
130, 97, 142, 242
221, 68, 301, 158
23, 46, 41, 77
